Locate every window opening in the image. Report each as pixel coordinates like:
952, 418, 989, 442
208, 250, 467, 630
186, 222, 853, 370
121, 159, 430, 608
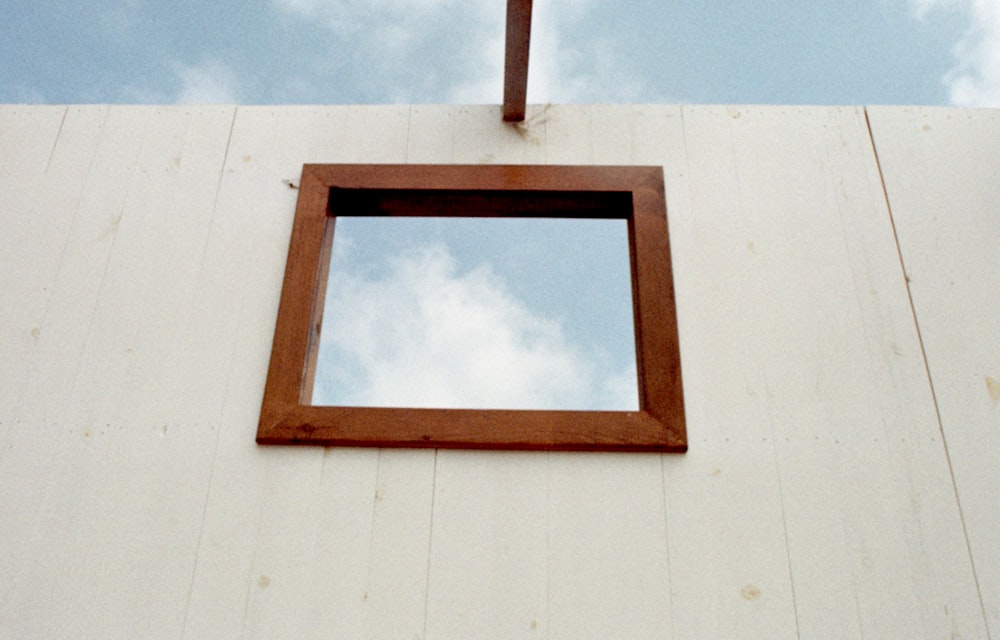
258, 164, 686, 451
312, 216, 639, 411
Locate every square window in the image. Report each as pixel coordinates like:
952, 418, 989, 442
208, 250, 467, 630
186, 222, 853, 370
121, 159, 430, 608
257, 164, 686, 451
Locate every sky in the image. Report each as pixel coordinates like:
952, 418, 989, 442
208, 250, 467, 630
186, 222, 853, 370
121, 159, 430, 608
4, 0, 998, 410
3, 0, 1000, 107
312, 217, 638, 410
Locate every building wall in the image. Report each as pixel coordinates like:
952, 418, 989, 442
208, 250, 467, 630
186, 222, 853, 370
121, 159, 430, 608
0, 104, 997, 639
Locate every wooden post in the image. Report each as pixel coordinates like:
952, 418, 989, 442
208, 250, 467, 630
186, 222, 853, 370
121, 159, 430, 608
503, 0, 532, 122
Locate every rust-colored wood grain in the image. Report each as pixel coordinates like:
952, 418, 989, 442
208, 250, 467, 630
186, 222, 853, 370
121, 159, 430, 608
257, 164, 687, 452
502, 0, 532, 122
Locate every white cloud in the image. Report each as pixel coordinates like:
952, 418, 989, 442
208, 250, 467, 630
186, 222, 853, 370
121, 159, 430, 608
314, 243, 637, 410
445, 0, 597, 104
945, 0, 1000, 106
274, 0, 504, 102
270, 0, 640, 105
527, 0, 644, 103
445, 21, 505, 103
913, 0, 1000, 106
172, 59, 241, 104
118, 58, 242, 104
450, 0, 649, 104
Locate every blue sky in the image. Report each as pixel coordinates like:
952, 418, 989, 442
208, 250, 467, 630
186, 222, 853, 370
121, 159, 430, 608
3, 0, 999, 106
5, 0, 998, 409
313, 217, 638, 410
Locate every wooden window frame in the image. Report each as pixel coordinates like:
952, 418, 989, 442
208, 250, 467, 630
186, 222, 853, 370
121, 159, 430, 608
257, 164, 686, 452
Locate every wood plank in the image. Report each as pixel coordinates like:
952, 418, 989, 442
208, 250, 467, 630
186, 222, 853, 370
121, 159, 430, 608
663, 105, 800, 639
0, 106, 237, 637
0, 104, 114, 637
61, 106, 235, 638
0, 105, 70, 421
672, 104, 984, 638
868, 105, 1000, 635
547, 454, 673, 639
503, 0, 532, 122
423, 450, 549, 638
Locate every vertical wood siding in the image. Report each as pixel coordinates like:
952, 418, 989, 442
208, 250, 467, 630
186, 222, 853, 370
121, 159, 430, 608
0, 104, 994, 639
868, 106, 1000, 637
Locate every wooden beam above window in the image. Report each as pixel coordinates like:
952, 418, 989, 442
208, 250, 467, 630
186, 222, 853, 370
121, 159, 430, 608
502, 0, 532, 122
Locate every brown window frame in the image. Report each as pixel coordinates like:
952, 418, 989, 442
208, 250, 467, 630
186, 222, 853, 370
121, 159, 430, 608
257, 164, 686, 452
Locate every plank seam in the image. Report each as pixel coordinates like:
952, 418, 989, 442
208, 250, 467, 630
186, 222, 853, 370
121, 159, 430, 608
181, 106, 240, 640
658, 456, 678, 638
362, 450, 382, 628
66, 107, 141, 419
421, 450, 438, 640
238, 535, 261, 639
763, 371, 803, 640
43, 106, 68, 174
863, 106, 991, 633
545, 451, 551, 636
10, 106, 106, 430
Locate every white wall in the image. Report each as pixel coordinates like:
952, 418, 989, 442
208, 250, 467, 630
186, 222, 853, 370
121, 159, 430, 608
0, 104, 997, 639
